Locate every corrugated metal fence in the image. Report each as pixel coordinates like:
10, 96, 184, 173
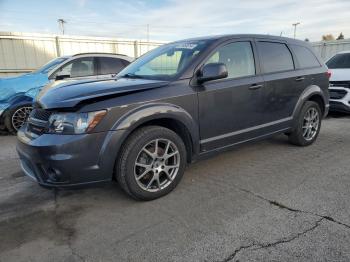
311, 39, 350, 62
0, 32, 166, 77
1, 32, 350, 77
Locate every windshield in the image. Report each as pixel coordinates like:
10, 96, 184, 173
326, 53, 350, 69
117, 40, 212, 81
36, 57, 68, 74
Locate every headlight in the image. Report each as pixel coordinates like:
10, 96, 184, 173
48, 110, 107, 134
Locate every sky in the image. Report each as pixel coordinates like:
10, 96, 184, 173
0, 0, 349, 42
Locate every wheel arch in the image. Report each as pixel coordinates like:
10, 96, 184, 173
292, 85, 328, 120
111, 103, 200, 164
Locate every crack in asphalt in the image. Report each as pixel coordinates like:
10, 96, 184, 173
219, 243, 257, 262
217, 185, 350, 262
53, 189, 85, 262
220, 218, 324, 262
236, 186, 350, 229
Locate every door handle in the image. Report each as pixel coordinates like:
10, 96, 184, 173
295, 76, 305, 81
249, 84, 263, 90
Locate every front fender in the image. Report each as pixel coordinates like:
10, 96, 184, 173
292, 85, 329, 119
100, 103, 200, 163
7, 95, 34, 108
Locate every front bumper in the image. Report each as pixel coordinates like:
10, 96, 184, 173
16, 125, 127, 187
329, 86, 350, 113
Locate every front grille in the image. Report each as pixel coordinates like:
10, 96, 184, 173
330, 81, 350, 89
26, 109, 51, 136
329, 89, 347, 99
30, 108, 52, 121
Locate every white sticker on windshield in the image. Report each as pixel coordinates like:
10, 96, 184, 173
176, 43, 198, 49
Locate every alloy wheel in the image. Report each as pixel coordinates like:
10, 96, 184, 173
134, 139, 180, 192
302, 107, 319, 141
11, 106, 33, 131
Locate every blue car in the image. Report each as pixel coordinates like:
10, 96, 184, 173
0, 53, 132, 133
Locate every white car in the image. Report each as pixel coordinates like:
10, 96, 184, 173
326, 51, 350, 113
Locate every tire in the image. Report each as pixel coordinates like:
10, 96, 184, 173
288, 101, 322, 146
4, 105, 33, 134
116, 126, 187, 200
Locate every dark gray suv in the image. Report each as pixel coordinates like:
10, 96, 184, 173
17, 34, 329, 200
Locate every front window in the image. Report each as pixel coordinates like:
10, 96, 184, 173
205, 41, 255, 79
327, 53, 350, 69
53, 57, 95, 78
118, 40, 212, 81
37, 57, 68, 74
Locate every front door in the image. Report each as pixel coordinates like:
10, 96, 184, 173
198, 40, 266, 151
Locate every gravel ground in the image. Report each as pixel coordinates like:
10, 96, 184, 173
0, 114, 349, 262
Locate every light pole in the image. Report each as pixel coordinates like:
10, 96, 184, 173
292, 22, 300, 39
58, 19, 67, 35
146, 24, 150, 42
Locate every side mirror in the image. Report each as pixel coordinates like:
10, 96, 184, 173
54, 73, 70, 81
197, 63, 228, 84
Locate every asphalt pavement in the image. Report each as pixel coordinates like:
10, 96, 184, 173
0, 114, 349, 262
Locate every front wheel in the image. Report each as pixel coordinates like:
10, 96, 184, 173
5, 105, 33, 134
116, 126, 187, 200
288, 101, 322, 146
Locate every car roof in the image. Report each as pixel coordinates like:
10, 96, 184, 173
60, 53, 133, 62
334, 50, 350, 55
174, 34, 309, 46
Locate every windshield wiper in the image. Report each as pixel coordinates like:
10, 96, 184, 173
121, 73, 143, 79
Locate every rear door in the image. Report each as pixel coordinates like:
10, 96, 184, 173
198, 39, 265, 151
97, 57, 130, 79
256, 40, 299, 128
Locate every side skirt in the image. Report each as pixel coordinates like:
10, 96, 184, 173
193, 127, 292, 162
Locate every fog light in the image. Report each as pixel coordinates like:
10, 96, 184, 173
47, 167, 61, 182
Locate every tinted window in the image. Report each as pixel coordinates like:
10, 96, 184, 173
291, 45, 320, 68
258, 42, 294, 73
55, 57, 95, 78
327, 53, 350, 69
205, 41, 255, 78
99, 57, 128, 75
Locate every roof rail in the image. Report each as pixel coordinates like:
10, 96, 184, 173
72, 52, 128, 57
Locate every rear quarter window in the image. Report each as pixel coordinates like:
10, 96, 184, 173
291, 45, 321, 69
257, 42, 294, 74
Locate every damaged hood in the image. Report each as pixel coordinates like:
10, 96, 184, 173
36, 77, 170, 109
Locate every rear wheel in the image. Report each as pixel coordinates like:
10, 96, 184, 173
5, 105, 33, 134
116, 126, 187, 200
288, 101, 322, 146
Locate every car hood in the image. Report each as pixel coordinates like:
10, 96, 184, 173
0, 73, 48, 102
36, 77, 170, 109
329, 69, 350, 82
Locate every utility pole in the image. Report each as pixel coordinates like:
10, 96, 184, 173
146, 24, 150, 43
292, 22, 300, 39
58, 19, 67, 35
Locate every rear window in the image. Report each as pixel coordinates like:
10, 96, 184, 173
291, 45, 321, 69
326, 53, 350, 69
257, 42, 294, 73
99, 57, 128, 74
